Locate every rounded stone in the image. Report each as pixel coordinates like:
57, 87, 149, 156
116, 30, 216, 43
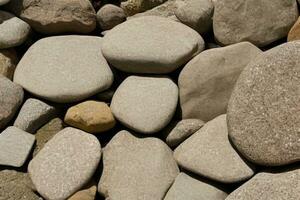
64, 100, 116, 133
0, 0, 10, 6
174, 115, 255, 183
111, 76, 178, 134
213, 0, 299, 47
227, 41, 300, 166
0, 75, 24, 129
0, 49, 18, 80
102, 16, 204, 74
97, 4, 126, 30
98, 130, 179, 200
14, 36, 113, 103
179, 42, 262, 122
0, 11, 31, 49
28, 127, 101, 200
121, 0, 168, 16
288, 17, 300, 41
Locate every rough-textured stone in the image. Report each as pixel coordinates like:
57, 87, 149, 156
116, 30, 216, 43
14, 36, 113, 103
174, 115, 255, 183
175, 0, 213, 34
29, 127, 101, 200
97, 4, 126, 30
288, 17, 300, 41
64, 101, 115, 133
0, 49, 18, 80
121, 0, 167, 16
227, 42, 300, 166
0, 11, 31, 49
0, 75, 24, 129
14, 98, 56, 133
33, 118, 64, 157
68, 181, 97, 200
179, 42, 261, 122
6, 0, 96, 34
111, 76, 178, 134
225, 168, 300, 200
213, 0, 299, 47
0, 170, 41, 200
164, 173, 228, 200
98, 130, 179, 200
102, 16, 204, 74
0, 126, 35, 167
165, 119, 204, 147
0, 0, 10, 6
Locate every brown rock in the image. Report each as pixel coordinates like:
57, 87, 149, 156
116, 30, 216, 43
68, 181, 97, 200
0, 49, 18, 80
64, 101, 115, 133
288, 16, 300, 41
121, 0, 168, 16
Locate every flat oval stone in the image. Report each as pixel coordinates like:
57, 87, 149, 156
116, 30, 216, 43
0, 11, 31, 49
227, 41, 300, 166
111, 76, 178, 134
28, 127, 101, 200
14, 36, 113, 103
102, 16, 204, 74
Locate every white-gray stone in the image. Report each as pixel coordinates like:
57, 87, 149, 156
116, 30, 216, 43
174, 115, 255, 183
164, 173, 228, 200
102, 16, 204, 74
0, 75, 24, 129
111, 76, 178, 134
13, 98, 56, 133
98, 130, 179, 200
14, 36, 113, 103
28, 127, 101, 200
0, 11, 31, 49
0, 126, 35, 167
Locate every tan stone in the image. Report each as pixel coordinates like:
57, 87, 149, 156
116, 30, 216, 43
288, 17, 300, 41
68, 181, 97, 200
65, 101, 115, 133
0, 49, 18, 80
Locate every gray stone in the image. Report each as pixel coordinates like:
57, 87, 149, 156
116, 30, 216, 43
174, 115, 255, 183
0, 126, 35, 167
102, 16, 204, 74
227, 41, 300, 166
175, 0, 213, 34
0, 11, 30, 49
97, 4, 126, 30
6, 0, 96, 34
98, 130, 179, 200
225, 168, 300, 200
0, 49, 18, 80
213, 0, 299, 47
179, 42, 262, 122
165, 119, 204, 147
0, 0, 10, 6
14, 36, 113, 103
0, 75, 24, 129
111, 76, 178, 134
164, 173, 228, 200
0, 170, 42, 200
33, 118, 64, 157
14, 98, 56, 133
29, 127, 101, 200
121, 0, 167, 16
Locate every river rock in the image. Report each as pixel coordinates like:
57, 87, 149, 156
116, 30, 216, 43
121, 0, 167, 16
111, 76, 178, 134
97, 4, 126, 30
0, 49, 18, 80
28, 127, 101, 200
98, 130, 179, 200
179, 42, 261, 122
14, 36, 113, 103
102, 16, 204, 74
288, 17, 300, 41
0, 0, 10, 5
213, 0, 299, 47
227, 41, 300, 166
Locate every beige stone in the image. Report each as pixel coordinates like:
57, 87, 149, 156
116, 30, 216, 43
0, 49, 18, 80
121, 0, 167, 16
65, 101, 115, 133
288, 17, 300, 41
68, 181, 97, 200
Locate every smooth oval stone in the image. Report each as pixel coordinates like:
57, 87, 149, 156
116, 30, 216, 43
111, 76, 178, 134
225, 168, 300, 200
0, 75, 24, 129
0, 11, 31, 49
102, 16, 204, 74
98, 130, 179, 200
174, 115, 255, 183
97, 4, 126, 30
227, 42, 300, 166
179, 42, 261, 122
213, 0, 298, 47
14, 36, 113, 103
28, 127, 101, 200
